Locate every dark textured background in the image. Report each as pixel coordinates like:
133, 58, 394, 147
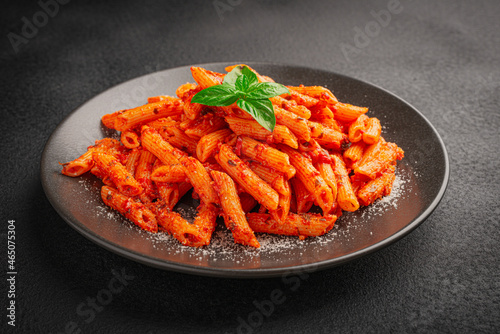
1, 0, 499, 333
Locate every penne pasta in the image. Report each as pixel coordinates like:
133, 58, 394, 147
151, 164, 186, 183
354, 138, 404, 180
101, 186, 157, 233
134, 150, 157, 201
239, 136, 296, 179
166, 126, 199, 156
348, 114, 369, 143
290, 178, 314, 213
274, 106, 311, 141
113, 98, 184, 131
343, 141, 365, 167
157, 209, 204, 246
246, 212, 337, 240
61, 138, 122, 177
92, 152, 143, 197
287, 86, 338, 105
332, 102, 368, 123
141, 126, 185, 166
245, 160, 289, 196
61, 64, 405, 249
363, 117, 382, 145
357, 166, 396, 206
189, 202, 219, 247
216, 144, 279, 211
279, 145, 334, 215
211, 170, 260, 248
332, 154, 360, 212
196, 128, 233, 162
120, 130, 141, 149
180, 156, 219, 205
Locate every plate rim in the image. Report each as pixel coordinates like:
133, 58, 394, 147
41, 61, 450, 278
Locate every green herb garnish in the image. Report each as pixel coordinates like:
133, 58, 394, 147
191, 66, 289, 132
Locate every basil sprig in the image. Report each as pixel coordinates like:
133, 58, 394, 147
191, 66, 289, 132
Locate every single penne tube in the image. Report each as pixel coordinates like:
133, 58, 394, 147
287, 86, 338, 105
101, 110, 126, 129
157, 209, 205, 247
269, 180, 291, 223
216, 144, 279, 211
92, 152, 143, 197
357, 166, 396, 206
363, 117, 382, 145
274, 106, 311, 141
240, 136, 296, 179
151, 164, 186, 183
308, 120, 350, 150
343, 141, 365, 167
279, 145, 334, 215
314, 126, 350, 151
211, 170, 260, 248
331, 154, 360, 212
311, 106, 334, 118
134, 150, 157, 200
101, 186, 157, 232
61, 149, 95, 177
180, 156, 219, 205
246, 212, 337, 239
272, 125, 299, 149
114, 98, 184, 131
183, 95, 205, 120
190, 202, 219, 247
245, 160, 289, 196
348, 114, 369, 143
290, 178, 314, 214
190, 66, 224, 89
125, 148, 141, 176
288, 90, 319, 108
141, 126, 185, 166
120, 130, 141, 149
332, 102, 369, 123
225, 116, 271, 141
197, 128, 233, 162
146, 117, 179, 132
156, 182, 179, 210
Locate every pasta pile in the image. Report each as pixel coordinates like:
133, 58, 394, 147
61, 65, 404, 248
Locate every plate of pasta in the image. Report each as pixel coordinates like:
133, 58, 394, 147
41, 62, 449, 278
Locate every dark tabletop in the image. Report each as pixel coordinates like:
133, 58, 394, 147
1, 0, 500, 333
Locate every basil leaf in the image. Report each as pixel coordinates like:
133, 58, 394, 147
246, 82, 290, 100
235, 74, 250, 92
242, 66, 259, 88
191, 84, 239, 106
237, 98, 276, 132
223, 66, 243, 85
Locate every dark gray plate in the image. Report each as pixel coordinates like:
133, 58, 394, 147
41, 62, 449, 278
